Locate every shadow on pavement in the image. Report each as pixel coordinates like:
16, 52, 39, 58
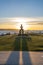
5, 51, 20, 65
4, 36, 32, 65
22, 52, 32, 65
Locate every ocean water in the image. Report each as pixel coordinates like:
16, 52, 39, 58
0, 30, 43, 35
0, 30, 16, 35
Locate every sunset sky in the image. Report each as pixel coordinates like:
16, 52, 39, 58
0, 0, 43, 30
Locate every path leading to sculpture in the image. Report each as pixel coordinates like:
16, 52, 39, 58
0, 36, 43, 65
0, 51, 43, 65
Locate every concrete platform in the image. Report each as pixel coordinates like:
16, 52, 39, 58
0, 51, 43, 65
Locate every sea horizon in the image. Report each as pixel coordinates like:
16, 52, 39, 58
0, 29, 43, 35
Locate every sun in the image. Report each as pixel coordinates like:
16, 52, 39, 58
16, 22, 27, 30
11, 18, 30, 30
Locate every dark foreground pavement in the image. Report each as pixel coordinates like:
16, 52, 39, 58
0, 51, 43, 65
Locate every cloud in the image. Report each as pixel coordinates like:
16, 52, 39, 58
0, 17, 43, 25
0, 17, 43, 30
37, 22, 43, 25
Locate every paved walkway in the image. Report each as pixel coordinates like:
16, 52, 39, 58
0, 51, 43, 65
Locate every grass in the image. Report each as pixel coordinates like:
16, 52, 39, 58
0, 34, 43, 51
27, 35, 43, 51
0, 34, 16, 51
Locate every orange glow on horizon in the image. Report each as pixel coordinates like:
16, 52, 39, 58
0, 17, 43, 30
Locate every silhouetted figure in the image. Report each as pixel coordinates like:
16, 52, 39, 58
18, 24, 31, 40
19, 24, 24, 35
